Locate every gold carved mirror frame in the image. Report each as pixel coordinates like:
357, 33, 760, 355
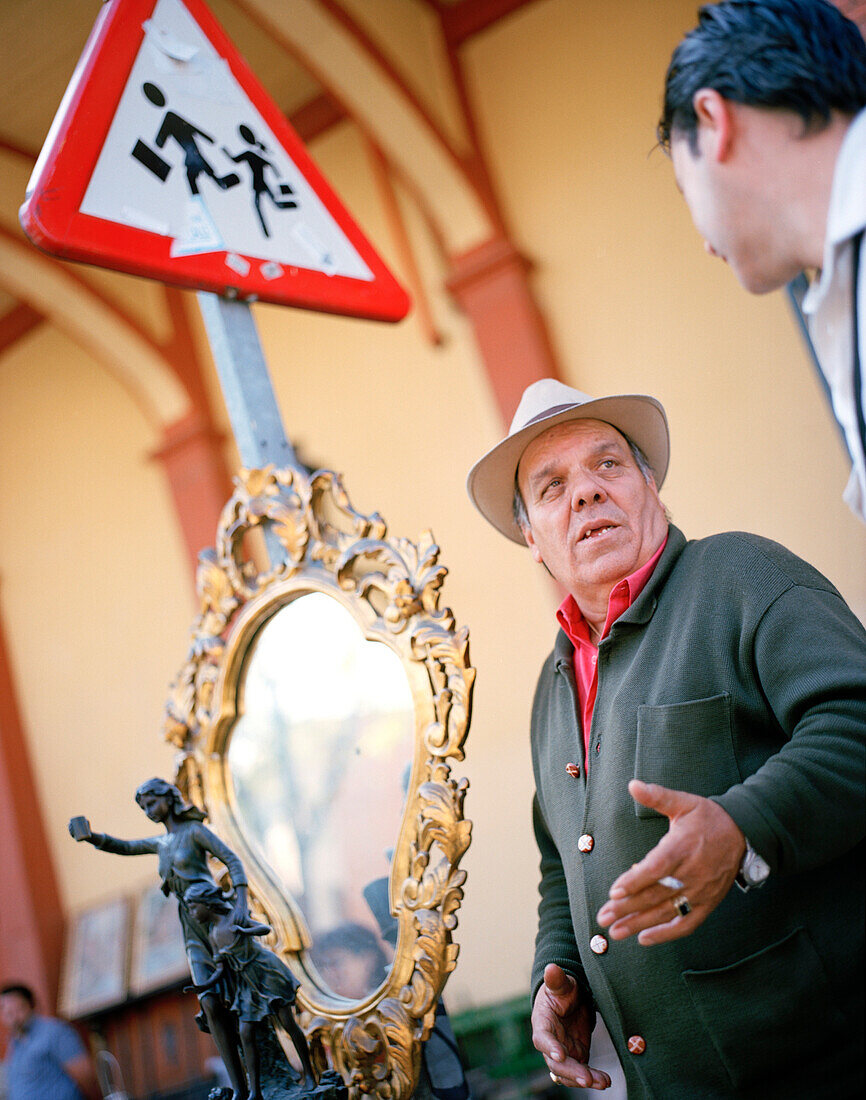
163, 466, 474, 1099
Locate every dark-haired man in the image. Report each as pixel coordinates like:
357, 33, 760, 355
467, 378, 866, 1097
659, 0, 866, 520
0, 983, 96, 1100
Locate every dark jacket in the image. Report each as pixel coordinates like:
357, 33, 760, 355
530, 526, 865, 1099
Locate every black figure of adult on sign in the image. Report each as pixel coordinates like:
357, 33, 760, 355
222, 124, 298, 237
132, 82, 240, 196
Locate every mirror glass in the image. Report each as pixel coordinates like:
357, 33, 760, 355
228, 592, 415, 999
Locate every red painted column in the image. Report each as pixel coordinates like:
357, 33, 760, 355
0, 582, 64, 1015
446, 235, 562, 425
150, 411, 232, 578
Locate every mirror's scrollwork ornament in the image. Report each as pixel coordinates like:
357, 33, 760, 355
164, 466, 474, 1100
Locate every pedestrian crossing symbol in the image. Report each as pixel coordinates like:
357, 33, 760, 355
20, 0, 410, 321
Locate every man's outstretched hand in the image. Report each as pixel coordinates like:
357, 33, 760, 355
531, 964, 611, 1090
597, 780, 745, 946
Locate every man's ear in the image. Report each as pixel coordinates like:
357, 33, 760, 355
692, 88, 735, 162
522, 524, 544, 566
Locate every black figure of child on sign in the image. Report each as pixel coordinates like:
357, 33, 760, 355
132, 82, 240, 196
222, 124, 298, 237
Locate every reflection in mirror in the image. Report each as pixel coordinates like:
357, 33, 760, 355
228, 592, 414, 1000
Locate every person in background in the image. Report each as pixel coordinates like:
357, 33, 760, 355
0, 983, 97, 1100
314, 923, 389, 1000
659, 0, 866, 520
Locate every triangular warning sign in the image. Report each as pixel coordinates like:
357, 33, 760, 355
19, 0, 410, 322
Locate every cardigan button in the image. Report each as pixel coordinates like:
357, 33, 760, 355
577, 833, 594, 853
627, 1036, 646, 1055
589, 934, 608, 954
565, 762, 580, 778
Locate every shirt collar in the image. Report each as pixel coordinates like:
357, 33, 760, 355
803, 107, 866, 315
11, 1014, 36, 1043
556, 533, 668, 648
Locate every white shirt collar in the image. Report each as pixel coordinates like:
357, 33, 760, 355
803, 107, 866, 316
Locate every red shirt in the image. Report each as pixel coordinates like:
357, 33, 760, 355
556, 536, 667, 769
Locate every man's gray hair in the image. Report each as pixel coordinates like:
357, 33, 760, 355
512, 434, 656, 534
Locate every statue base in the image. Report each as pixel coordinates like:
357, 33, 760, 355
207, 1023, 348, 1100
310, 1069, 349, 1100
208, 1074, 346, 1100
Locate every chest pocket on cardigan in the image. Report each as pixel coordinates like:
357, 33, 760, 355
634, 692, 739, 818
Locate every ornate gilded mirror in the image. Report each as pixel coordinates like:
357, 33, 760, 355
164, 466, 474, 1098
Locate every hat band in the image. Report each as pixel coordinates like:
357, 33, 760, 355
519, 402, 579, 431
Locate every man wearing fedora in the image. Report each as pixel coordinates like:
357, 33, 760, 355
467, 378, 865, 1098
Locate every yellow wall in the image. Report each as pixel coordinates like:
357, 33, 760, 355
0, 0, 863, 1015
0, 326, 196, 906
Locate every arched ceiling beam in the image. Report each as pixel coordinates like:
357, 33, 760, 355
0, 228, 189, 430
0, 303, 43, 355
233, 0, 495, 255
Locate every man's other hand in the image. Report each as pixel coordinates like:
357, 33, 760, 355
596, 780, 745, 946
531, 963, 612, 1090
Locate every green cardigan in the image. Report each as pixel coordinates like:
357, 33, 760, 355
530, 526, 865, 1099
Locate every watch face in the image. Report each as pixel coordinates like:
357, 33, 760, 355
743, 849, 770, 885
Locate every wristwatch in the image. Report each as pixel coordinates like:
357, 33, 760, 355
735, 838, 770, 892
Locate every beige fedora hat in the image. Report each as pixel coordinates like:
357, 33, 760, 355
467, 378, 670, 544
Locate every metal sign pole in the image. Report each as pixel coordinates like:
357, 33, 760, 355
197, 292, 301, 567
197, 291, 299, 471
